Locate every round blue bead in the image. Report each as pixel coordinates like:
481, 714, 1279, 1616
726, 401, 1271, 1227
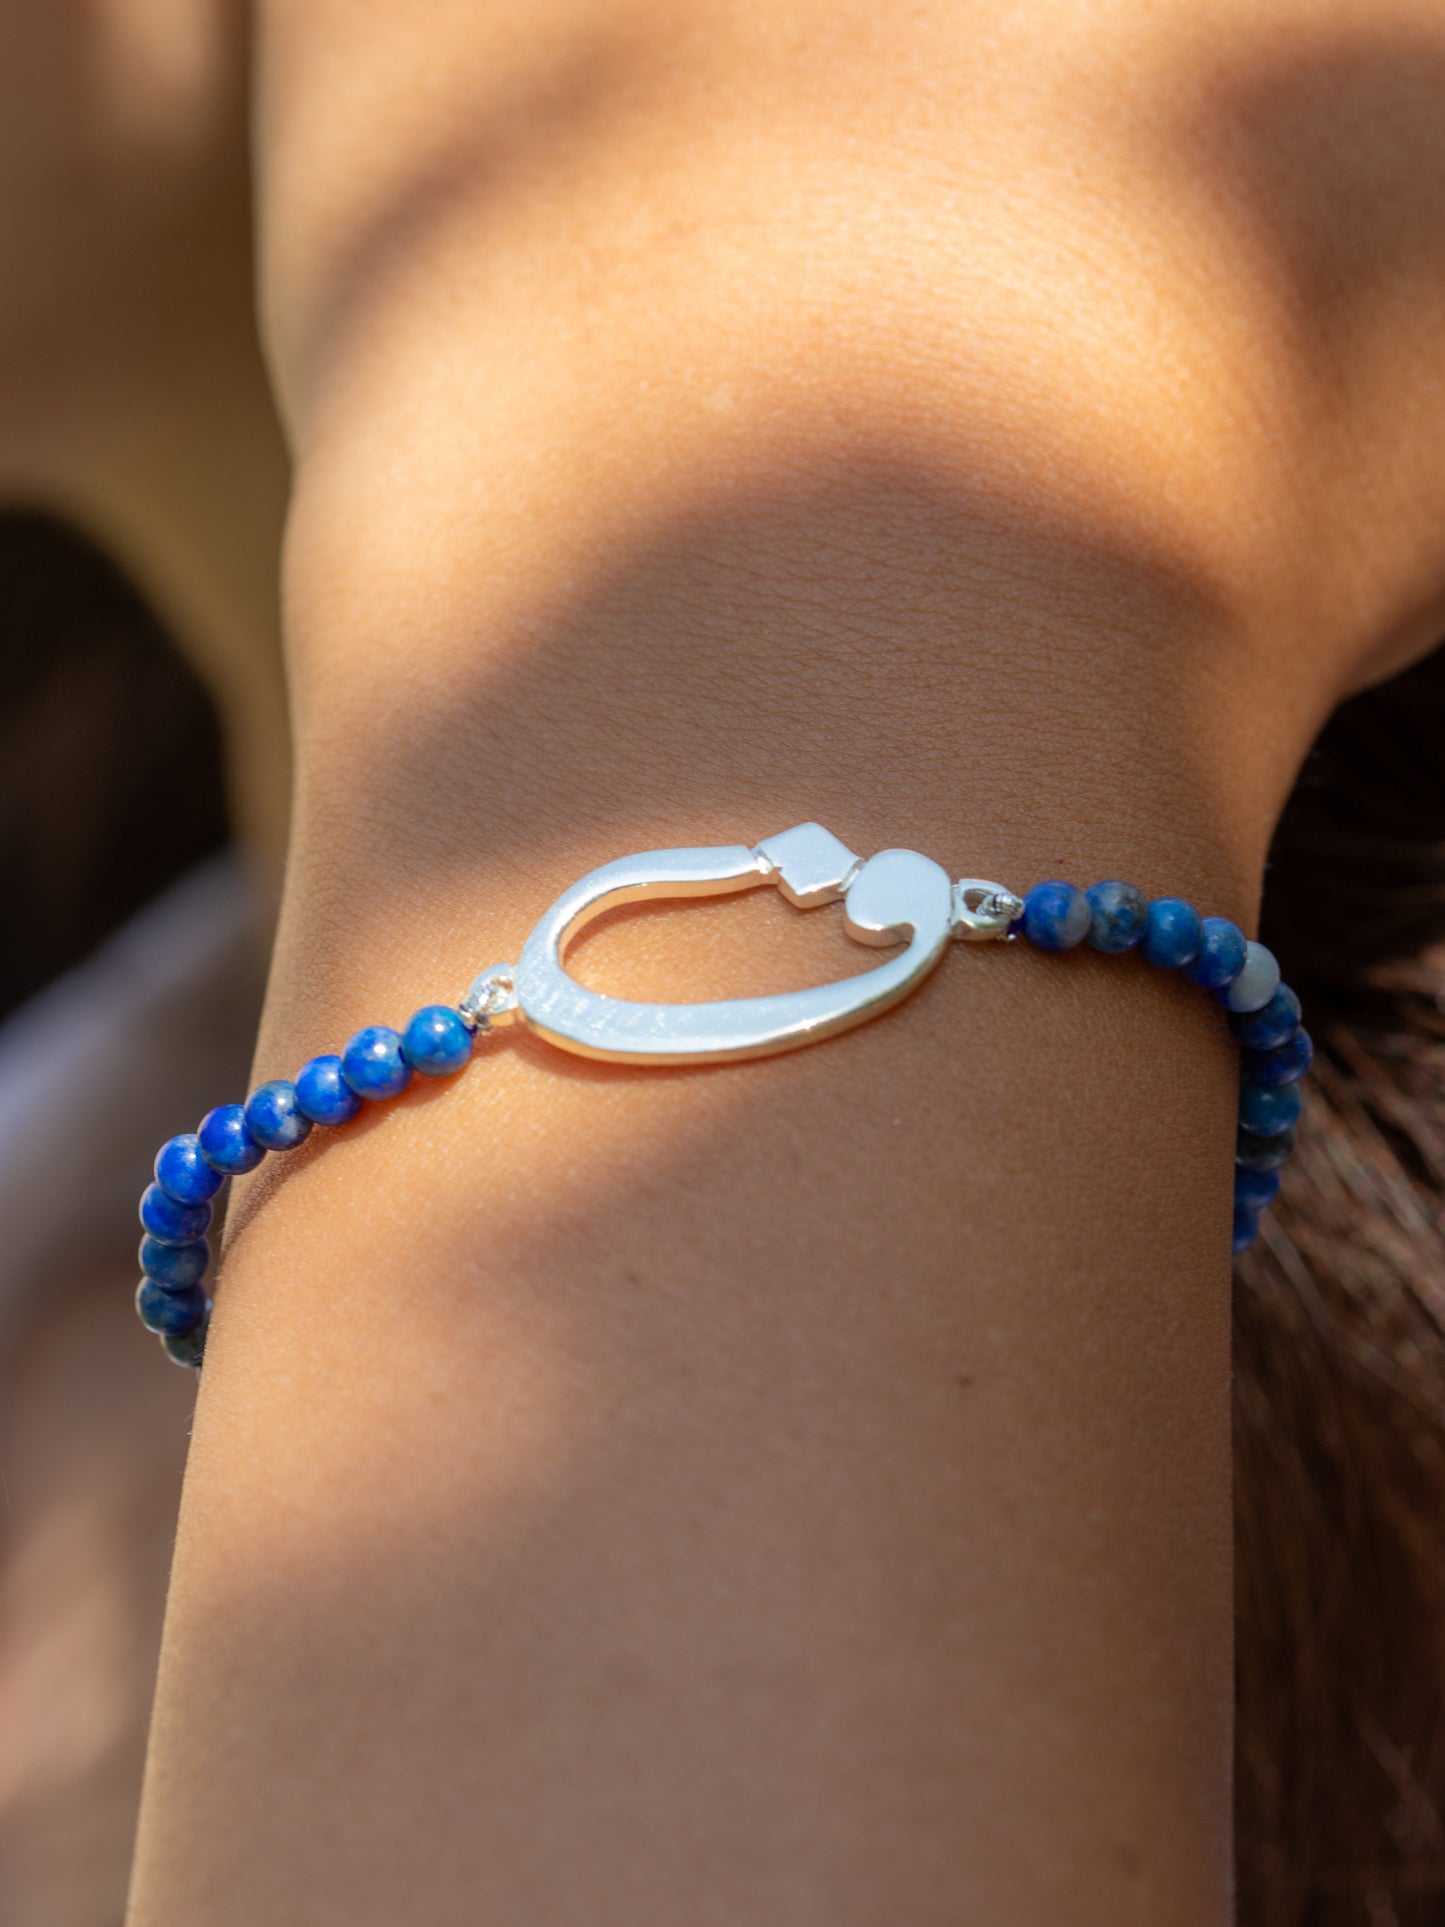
1229, 985, 1302, 1052
296, 1054, 364, 1127
1084, 881, 1148, 954
245, 1080, 314, 1152
1235, 1165, 1281, 1212
1239, 1078, 1303, 1138
155, 1132, 224, 1206
1216, 941, 1281, 1013
136, 1278, 208, 1337
402, 1005, 474, 1077
1236, 1124, 1295, 1171
1184, 917, 1247, 990
199, 1103, 265, 1176
342, 1025, 413, 1101
1242, 1028, 1313, 1087
162, 1320, 209, 1369
139, 1233, 210, 1291
1020, 881, 1092, 951
1232, 1208, 1261, 1254
244, 1079, 312, 1148
1140, 897, 1202, 970
140, 1181, 213, 1245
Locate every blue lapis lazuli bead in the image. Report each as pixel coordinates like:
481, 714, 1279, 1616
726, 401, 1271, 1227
162, 1321, 208, 1369
1229, 985, 1302, 1052
1239, 1078, 1303, 1138
1235, 1165, 1281, 1212
136, 1278, 208, 1336
342, 1025, 413, 1101
1184, 916, 1247, 991
155, 1132, 224, 1206
1020, 881, 1092, 951
140, 1181, 213, 1245
1232, 1208, 1261, 1254
1236, 1124, 1295, 1171
139, 1233, 210, 1291
296, 1054, 364, 1127
245, 1079, 314, 1151
1242, 1028, 1313, 1087
402, 1005, 473, 1077
1084, 881, 1147, 954
199, 1102, 265, 1176
1140, 897, 1202, 969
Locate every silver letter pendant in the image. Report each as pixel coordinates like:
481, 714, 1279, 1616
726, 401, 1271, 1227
462, 824, 1020, 1067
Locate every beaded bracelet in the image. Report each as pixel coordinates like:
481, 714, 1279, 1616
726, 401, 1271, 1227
135, 823, 1309, 1368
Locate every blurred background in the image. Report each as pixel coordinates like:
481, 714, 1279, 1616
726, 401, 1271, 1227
0, 510, 265, 1925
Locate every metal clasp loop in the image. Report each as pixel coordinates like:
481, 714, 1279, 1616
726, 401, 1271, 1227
951, 880, 1023, 941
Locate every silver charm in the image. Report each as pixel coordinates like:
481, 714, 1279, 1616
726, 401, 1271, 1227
462, 822, 1020, 1067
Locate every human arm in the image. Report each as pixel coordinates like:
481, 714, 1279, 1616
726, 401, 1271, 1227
128, 2, 1445, 1920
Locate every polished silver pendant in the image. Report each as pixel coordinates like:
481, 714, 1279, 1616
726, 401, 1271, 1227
462, 823, 1020, 1066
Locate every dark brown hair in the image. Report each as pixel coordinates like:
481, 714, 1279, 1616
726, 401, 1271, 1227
1238, 643, 1445, 1925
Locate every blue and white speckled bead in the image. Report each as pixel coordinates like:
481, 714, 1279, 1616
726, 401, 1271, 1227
1235, 1166, 1282, 1213
1232, 1208, 1264, 1254
139, 1233, 210, 1291
1242, 1029, 1313, 1087
1020, 881, 1092, 951
155, 1133, 224, 1206
245, 1079, 314, 1152
1239, 1078, 1304, 1139
1140, 897, 1202, 970
342, 1024, 413, 1101
140, 1181, 213, 1246
296, 1054, 365, 1127
199, 1102, 265, 1176
1229, 986, 1302, 1053
1185, 917, 1248, 991
1084, 881, 1148, 954
136, 1278, 208, 1337
402, 1005, 474, 1077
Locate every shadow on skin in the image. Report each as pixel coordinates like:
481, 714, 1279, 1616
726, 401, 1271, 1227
272, 12, 689, 415
1157, 22, 1445, 685
1172, 26, 1445, 363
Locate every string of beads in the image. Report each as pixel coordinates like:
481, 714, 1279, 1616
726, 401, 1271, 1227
133, 876, 1307, 1370
136, 1003, 484, 1368
1012, 880, 1309, 1258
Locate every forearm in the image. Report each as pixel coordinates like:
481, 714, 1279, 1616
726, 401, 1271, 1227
129, 2, 1445, 1920
137, 652, 1247, 1927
